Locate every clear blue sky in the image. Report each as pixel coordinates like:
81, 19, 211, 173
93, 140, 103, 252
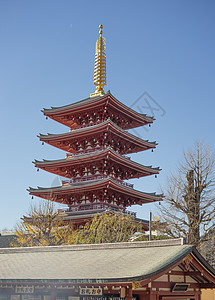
0, 0, 215, 230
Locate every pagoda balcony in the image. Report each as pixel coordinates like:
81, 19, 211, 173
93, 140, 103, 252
61, 175, 134, 189
65, 149, 131, 160
58, 205, 137, 217
65, 148, 105, 158
69, 120, 103, 131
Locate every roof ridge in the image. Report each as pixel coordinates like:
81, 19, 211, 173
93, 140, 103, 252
0, 238, 187, 254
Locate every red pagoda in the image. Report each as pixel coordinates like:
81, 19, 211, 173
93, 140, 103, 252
28, 25, 162, 229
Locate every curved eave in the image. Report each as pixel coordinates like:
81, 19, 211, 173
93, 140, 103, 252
191, 248, 215, 279
28, 177, 162, 203
129, 248, 215, 286
42, 92, 154, 129
38, 120, 157, 152
97, 246, 194, 283
34, 148, 161, 178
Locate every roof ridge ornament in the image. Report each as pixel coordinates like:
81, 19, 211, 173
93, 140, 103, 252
90, 25, 107, 97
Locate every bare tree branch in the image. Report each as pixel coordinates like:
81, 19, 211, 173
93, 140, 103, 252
155, 141, 215, 259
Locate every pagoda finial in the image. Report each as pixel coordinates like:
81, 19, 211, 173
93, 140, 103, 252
90, 24, 107, 97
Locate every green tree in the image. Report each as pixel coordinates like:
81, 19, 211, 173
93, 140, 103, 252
73, 212, 143, 244
11, 201, 75, 247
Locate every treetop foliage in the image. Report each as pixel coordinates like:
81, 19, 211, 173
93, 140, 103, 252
11, 201, 74, 247
11, 203, 143, 247
73, 212, 143, 244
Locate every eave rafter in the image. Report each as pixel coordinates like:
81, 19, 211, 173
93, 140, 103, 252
42, 92, 154, 130
38, 120, 157, 155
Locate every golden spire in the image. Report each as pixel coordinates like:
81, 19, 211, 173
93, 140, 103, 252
90, 24, 106, 97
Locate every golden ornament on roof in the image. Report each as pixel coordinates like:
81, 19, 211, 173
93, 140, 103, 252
90, 25, 107, 97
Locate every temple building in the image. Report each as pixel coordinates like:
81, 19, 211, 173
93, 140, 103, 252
0, 239, 214, 300
28, 25, 162, 229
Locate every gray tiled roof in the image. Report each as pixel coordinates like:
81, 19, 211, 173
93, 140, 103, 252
0, 239, 193, 282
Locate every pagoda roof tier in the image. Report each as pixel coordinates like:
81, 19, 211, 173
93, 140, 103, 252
59, 209, 149, 231
42, 92, 154, 130
38, 120, 157, 154
28, 177, 162, 207
34, 147, 160, 180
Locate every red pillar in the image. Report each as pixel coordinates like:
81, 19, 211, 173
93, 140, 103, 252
149, 294, 158, 300
125, 286, 133, 300
50, 288, 56, 300
196, 292, 201, 300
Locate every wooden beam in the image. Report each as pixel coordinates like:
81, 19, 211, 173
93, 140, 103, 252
169, 270, 201, 277
152, 281, 200, 289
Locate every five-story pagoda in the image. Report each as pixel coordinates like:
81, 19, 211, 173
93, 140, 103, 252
29, 25, 162, 229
